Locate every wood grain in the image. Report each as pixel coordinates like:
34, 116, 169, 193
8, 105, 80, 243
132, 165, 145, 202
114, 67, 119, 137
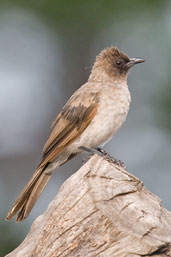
6, 155, 171, 257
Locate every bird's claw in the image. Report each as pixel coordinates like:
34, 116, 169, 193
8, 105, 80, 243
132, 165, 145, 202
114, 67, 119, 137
80, 146, 126, 169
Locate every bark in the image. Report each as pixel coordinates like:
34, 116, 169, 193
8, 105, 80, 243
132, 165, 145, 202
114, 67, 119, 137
6, 154, 171, 257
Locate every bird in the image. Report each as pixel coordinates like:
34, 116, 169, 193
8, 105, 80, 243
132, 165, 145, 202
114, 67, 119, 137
5, 46, 145, 222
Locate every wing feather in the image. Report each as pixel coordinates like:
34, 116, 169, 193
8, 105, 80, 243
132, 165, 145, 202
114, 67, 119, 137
38, 91, 99, 168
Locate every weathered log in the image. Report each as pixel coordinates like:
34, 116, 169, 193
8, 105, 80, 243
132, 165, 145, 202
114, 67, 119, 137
6, 154, 171, 257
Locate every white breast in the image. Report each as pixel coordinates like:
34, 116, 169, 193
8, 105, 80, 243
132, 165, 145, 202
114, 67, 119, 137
71, 83, 131, 150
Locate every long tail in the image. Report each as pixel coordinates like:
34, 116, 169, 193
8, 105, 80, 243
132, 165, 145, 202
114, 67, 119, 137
5, 167, 51, 222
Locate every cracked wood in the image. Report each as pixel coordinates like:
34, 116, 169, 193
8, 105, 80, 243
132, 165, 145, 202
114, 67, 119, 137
6, 155, 171, 257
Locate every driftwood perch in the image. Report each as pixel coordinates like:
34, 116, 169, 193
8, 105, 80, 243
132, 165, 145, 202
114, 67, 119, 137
6, 154, 171, 257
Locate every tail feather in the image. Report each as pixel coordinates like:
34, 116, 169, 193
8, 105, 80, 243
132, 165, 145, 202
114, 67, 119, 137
17, 174, 51, 222
5, 167, 51, 222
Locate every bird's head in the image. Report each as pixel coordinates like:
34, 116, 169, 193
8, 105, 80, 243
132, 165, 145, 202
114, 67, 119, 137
89, 46, 145, 82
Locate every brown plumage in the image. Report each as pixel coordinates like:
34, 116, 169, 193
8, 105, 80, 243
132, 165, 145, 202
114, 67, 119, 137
5, 46, 144, 222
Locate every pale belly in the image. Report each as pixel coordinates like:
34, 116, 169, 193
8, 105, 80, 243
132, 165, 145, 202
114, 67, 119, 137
71, 85, 131, 151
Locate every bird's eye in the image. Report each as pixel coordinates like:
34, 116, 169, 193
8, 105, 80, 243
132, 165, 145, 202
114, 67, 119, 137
116, 60, 122, 66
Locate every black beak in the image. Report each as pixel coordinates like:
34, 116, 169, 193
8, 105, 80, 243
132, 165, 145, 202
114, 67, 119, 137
127, 58, 145, 68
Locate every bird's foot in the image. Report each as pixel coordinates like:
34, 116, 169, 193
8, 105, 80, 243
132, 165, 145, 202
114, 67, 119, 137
80, 146, 126, 169
96, 147, 126, 168
95, 147, 108, 155
110, 158, 126, 169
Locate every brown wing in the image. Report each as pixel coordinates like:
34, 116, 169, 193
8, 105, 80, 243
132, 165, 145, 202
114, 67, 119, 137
5, 89, 99, 222
38, 90, 99, 168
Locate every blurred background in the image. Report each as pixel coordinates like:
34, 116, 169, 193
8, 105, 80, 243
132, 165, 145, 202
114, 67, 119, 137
1, 0, 171, 255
